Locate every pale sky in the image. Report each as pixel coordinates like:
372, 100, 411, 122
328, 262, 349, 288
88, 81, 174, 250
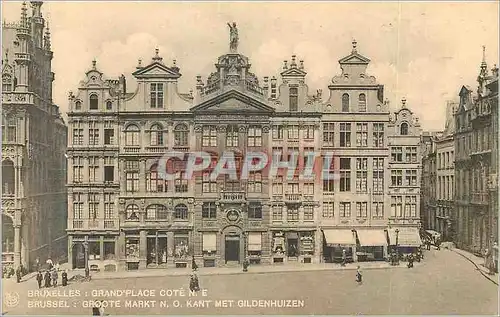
2, 1, 499, 131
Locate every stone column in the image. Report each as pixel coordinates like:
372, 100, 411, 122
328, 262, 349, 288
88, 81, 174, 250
100, 236, 104, 263
139, 230, 147, 269
167, 231, 174, 267
68, 235, 73, 269
14, 224, 21, 269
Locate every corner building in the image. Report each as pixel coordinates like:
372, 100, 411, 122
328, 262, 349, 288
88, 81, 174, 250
67, 30, 422, 271
2, 2, 67, 270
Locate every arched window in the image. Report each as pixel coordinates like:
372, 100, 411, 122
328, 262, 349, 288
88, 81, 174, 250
174, 204, 188, 220
106, 100, 113, 110
89, 94, 99, 110
2, 74, 13, 92
2, 159, 15, 196
358, 93, 366, 112
174, 123, 188, 146
75, 101, 82, 110
125, 124, 140, 146
146, 204, 168, 220
289, 87, 298, 111
150, 124, 164, 146
126, 204, 140, 221
400, 122, 409, 135
226, 125, 239, 147
342, 93, 350, 112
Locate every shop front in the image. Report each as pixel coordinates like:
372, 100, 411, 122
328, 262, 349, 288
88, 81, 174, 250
247, 232, 263, 265
388, 227, 422, 255
354, 229, 387, 261
322, 229, 356, 263
271, 231, 317, 264
70, 235, 117, 272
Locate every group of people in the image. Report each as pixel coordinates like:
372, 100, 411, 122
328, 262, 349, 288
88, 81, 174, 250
36, 268, 68, 288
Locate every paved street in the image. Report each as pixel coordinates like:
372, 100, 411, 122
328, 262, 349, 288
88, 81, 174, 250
2, 249, 498, 315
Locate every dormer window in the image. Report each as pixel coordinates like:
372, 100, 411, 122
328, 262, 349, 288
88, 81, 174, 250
342, 93, 350, 112
150, 83, 164, 108
400, 122, 409, 135
75, 101, 82, 110
89, 94, 98, 110
106, 100, 113, 110
289, 87, 298, 112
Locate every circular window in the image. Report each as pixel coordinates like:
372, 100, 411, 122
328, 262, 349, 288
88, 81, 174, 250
226, 209, 240, 222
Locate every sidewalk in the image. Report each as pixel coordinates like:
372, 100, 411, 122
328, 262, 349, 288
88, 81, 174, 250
450, 247, 499, 285
75, 260, 410, 281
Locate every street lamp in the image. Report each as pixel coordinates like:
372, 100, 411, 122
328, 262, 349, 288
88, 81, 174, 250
395, 229, 400, 265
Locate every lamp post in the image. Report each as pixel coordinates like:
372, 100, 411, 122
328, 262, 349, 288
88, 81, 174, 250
395, 229, 400, 265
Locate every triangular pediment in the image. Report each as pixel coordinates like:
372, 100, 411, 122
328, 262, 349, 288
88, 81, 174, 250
338, 53, 371, 64
132, 62, 181, 79
280, 67, 307, 77
190, 89, 275, 114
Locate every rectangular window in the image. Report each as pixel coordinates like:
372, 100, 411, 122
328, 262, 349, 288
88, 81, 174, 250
272, 125, 284, 140
391, 170, 403, 186
247, 172, 262, 193
202, 172, 217, 193
303, 206, 314, 221
150, 83, 164, 108
104, 193, 115, 219
226, 126, 239, 147
356, 158, 368, 193
323, 179, 335, 192
175, 172, 188, 192
372, 158, 384, 193
391, 147, 403, 162
356, 123, 368, 147
104, 129, 114, 145
405, 147, 418, 163
356, 202, 368, 218
373, 123, 384, 147
202, 125, 217, 147
202, 202, 217, 219
248, 126, 262, 147
289, 87, 298, 111
391, 196, 403, 217
126, 172, 139, 192
340, 123, 351, 147
272, 205, 283, 222
88, 156, 99, 182
303, 125, 315, 139
88, 193, 100, 219
339, 202, 351, 218
373, 202, 384, 219
72, 193, 83, 219
72, 127, 84, 146
323, 123, 335, 146
272, 176, 283, 195
405, 169, 418, 186
72, 157, 84, 183
202, 233, 217, 254
340, 158, 351, 192
288, 125, 299, 139
405, 196, 417, 217
88, 121, 99, 146
146, 170, 167, 193
287, 207, 299, 222
303, 183, 314, 196
287, 182, 299, 194
248, 203, 262, 219
322, 202, 334, 218
104, 157, 114, 182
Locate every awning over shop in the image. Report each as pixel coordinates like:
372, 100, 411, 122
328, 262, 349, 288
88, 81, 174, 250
323, 229, 355, 246
388, 227, 422, 247
248, 232, 262, 251
356, 229, 388, 247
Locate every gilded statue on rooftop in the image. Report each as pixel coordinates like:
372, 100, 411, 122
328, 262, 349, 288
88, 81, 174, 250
227, 22, 238, 53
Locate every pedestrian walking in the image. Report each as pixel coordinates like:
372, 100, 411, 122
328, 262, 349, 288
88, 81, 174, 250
189, 272, 200, 292
407, 253, 414, 268
61, 270, 68, 286
341, 249, 347, 267
15, 267, 21, 283
36, 271, 43, 288
355, 266, 363, 285
51, 269, 58, 287
44, 270, 51, 287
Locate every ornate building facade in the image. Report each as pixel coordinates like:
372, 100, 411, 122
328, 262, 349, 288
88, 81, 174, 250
2, 2, 67, 269
66, 26, 422, 271
454, 48, 498, 254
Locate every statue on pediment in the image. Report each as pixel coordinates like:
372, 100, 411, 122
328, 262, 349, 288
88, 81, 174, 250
227, 22, 239, 53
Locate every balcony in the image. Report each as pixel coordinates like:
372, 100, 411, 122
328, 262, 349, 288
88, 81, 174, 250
285, 193, 302, 202
123, 146, 140, 153
69, 219, 119, 230
471, 192, 489, 205
145, 146, 168, 153
220, 191, 246, 202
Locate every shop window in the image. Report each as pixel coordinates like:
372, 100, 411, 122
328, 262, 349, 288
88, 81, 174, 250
203, 232, 217, 256
248, 233, 262, 257
174, 235, 189, 259
103, 242, 115, 260
125, 238, 140, 258
89, 241, 100, 260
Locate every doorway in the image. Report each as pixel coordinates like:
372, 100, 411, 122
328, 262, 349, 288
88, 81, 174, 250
225, 235, 240, 263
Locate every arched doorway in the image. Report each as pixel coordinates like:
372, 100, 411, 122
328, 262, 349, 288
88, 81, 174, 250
222, 224, 243, 265
72, 243, 85, 269
2, 159, 15, 196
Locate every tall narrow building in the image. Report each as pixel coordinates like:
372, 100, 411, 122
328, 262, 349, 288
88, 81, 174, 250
2, 1, 67, 270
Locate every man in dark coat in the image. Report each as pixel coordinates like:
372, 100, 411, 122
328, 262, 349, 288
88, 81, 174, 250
36, 271, 43, 288
16, 267, 21, 283
61, 270, 68, 286
44, 270, 51, 287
